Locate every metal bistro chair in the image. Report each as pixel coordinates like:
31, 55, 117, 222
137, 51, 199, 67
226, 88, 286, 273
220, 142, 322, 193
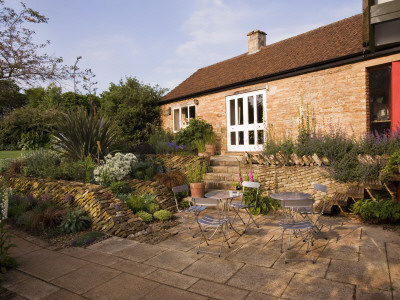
229, 181, 261, 233
297, 184, 328, 232
192, 197, 231, 257
279, 197, 315, 263
172, 184, 206, 237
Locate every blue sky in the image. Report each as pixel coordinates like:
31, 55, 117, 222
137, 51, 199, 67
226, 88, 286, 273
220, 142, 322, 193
5, 0, 362, 94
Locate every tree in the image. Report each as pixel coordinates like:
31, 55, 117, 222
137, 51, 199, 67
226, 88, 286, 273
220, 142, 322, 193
100, 77, 167, 146
0, 80, 26, 117
25, 84, 63, 109
0, 1, 64, 85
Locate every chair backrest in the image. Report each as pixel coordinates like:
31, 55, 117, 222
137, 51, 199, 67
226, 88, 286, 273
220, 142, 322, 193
192, 197, 224, 218
313, 183, 328, 214
172, 184, 189, 212
242, 181, 260, 206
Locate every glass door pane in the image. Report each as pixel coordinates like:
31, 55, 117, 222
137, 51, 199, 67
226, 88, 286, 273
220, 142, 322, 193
230, 99, 236, 126
238, 98, 244, 125
257, 94, 263, 123
248, 96, 254, 124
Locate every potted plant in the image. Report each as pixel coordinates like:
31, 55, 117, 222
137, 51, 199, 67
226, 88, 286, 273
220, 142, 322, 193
204, 131, 217, 156
187, 160, 207, 197
193, 139, 210, 164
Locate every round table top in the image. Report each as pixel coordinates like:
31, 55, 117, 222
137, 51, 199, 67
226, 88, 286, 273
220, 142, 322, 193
205, 190, 241, 199
269, 192, 312, 201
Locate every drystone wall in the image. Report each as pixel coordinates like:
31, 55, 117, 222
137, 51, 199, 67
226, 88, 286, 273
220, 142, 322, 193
155, 154, 204, 176
252, 165, 349, 196
1, 176, 177, 238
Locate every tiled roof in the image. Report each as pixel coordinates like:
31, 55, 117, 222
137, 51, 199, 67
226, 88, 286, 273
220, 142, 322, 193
161, 14, 363, 103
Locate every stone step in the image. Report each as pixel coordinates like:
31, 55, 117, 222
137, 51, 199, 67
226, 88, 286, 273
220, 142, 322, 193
208, 166, 245, 173
210, 156, 242, 166
204, 173, 239, 181
204, 180, 236, 190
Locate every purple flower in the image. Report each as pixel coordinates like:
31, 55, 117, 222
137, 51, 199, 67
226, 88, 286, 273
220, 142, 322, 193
249, 167, 254, 182
64, 194, 75, 203
114, 203, 122, 211
41, 193, 52, 202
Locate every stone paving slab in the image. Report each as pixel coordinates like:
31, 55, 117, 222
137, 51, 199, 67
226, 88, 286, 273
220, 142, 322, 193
80, 250, 124, 266
82, 272, 159, 300
51, 263, 121, 294
8, 236, 41, 257
42, 288, 88, 300
355, 287, 392, 300
326, 259, 391, 291
145, 249, 201, 272
141, 284, 208, 300
87, 236, 139, 253
145, 268, 199, 290
16, 249, 88, 281
226, 245, 281, 267
182, 255, 244, 284
109, 258, 157, 277
245, 291, 280, 299
188, 279, 249, 300
226, 264, 293, 297
272, 256, 330, 278
113, 242, 166, 262
281, 273, 354, 300
7, 276, 60, 300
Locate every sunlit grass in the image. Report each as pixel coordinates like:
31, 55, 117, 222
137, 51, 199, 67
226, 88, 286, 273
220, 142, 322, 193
0, 151, 23, 159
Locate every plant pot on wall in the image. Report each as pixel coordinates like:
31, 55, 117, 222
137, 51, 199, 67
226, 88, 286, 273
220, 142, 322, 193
205, 144, 216, 156
190, 182, 205, 198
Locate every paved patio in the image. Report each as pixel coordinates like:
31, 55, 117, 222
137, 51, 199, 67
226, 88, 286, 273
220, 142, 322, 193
1, 213, 400, 300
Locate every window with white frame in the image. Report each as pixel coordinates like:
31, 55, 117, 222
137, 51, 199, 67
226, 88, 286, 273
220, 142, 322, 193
173, 104, 196, 132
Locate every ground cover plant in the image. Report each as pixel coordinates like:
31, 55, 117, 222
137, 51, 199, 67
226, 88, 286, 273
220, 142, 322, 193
353, 198, 400, 223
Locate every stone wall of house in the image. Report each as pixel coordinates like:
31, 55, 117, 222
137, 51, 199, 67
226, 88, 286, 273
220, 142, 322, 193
160, 53, 400, 154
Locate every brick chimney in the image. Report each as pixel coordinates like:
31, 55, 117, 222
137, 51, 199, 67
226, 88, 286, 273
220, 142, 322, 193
247, 30, 266, 54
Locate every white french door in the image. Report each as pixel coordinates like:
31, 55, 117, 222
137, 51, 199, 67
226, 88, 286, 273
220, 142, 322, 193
226, 90, 266, 152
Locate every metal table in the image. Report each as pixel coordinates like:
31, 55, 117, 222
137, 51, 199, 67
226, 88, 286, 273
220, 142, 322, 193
270, 192, 312, 216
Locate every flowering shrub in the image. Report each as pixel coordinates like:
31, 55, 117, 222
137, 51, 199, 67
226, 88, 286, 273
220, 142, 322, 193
93, 152, 137, 185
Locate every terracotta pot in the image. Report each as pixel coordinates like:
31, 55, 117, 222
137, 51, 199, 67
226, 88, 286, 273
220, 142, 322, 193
198, 152, 210, 164
190, 182, 205, 198
205, 144, 216, 156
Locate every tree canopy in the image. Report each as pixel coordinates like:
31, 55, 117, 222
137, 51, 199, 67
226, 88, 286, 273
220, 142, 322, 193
0, 1, 64, 85
0, 80, 26, 117
100, 77, 167, 146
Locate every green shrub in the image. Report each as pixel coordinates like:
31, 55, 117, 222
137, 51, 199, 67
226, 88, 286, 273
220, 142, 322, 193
148, 128, 175, 154
71, 231, 105, 247
353, 198, 400, 223
23, 149, 62, 179
187, 160, 207, 183
381, 150, 400, 181
126, 193, 158, 214
0, 158, 14, 175
116, 193, 130, 203
59, 157, 96, 183
52, 107, 122, 161
130, 157, 162, 181
175, 119, 214, 151
243, 186, 280, 215
17, 131, 49, 151
59, 208, 91, 233
153, 209, 172, 221
109, 181, 132, 195
137, 210, 153, 222
146, 202, 160, 214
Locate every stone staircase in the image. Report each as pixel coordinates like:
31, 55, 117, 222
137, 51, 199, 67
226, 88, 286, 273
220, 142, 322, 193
204, 156, 248, 190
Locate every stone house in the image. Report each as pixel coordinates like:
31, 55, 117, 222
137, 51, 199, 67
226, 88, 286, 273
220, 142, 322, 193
159, 1, 400, 154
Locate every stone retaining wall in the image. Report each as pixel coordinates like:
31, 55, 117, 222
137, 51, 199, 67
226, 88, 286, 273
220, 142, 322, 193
1, 176, 179, 238
253, 164, 349, 197
155, 154, 204, 176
